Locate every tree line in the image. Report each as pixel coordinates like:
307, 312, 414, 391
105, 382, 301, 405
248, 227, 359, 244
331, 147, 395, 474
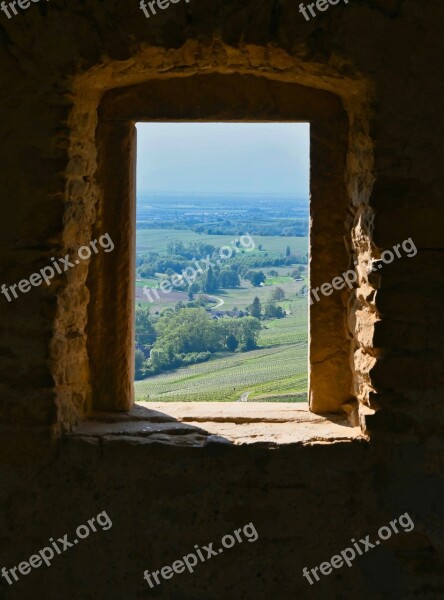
136, 240, 308, 296
135, 305, 262, 379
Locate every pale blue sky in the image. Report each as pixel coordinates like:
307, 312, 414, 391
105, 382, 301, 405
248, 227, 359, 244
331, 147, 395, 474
136, 123, 310, 195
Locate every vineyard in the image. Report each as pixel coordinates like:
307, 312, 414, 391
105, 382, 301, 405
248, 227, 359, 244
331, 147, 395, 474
134, 299, 308, 402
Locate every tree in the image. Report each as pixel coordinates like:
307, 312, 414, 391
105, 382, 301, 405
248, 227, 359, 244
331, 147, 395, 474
135, 304, 156, 346
248, 296, 262, 319
219, 268, 240, 289
188, 281, 201, 299
149, 348, 169, 372
291, 266, 304, 278
237, 317, 261, 350
226, 334, 239, 352
250, 271, 266, 287
154, 308, 220, 356
139, 265, 156, 278
167, 241, 185, 256
135, 349, 146, 379
271, 287, 285, 301
263, 300, 285, 320
203, 266, 219, 293
286, 245, 291, 257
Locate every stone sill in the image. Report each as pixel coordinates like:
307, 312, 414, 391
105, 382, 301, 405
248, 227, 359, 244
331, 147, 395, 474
67, 402, 365, 448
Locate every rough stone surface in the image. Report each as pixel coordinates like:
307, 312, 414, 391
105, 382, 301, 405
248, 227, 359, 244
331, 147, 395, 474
96, 74, 355, 415
71, 402, 363, 445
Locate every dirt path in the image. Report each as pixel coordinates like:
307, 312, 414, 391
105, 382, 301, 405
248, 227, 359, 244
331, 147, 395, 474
238, 391, 251, 402
211, 296, 225, 309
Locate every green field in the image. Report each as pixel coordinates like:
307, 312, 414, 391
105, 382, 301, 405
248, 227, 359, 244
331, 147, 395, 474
134, 300, 308, 402
135, 227, 308, 310
264, 276, 294, 285
135, 277, 158, 288
135, 225, 308, 402
136, 276, 307, 313
211, 277, 306, 312
136, 229, 308, 257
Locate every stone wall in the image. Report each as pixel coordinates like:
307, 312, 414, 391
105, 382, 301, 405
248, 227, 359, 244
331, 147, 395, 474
1, 429, 444, 599
0, 0, 443, 597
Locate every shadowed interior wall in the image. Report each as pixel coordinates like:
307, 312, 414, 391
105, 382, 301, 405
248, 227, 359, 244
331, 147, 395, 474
0, 1, 443, 598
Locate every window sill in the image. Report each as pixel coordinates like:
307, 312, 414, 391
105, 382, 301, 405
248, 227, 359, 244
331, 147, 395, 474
67, 403, 364, 448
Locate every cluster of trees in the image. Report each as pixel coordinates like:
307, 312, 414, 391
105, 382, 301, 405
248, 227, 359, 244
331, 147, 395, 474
190, 218, 308, 237
137, 220, 308, 237
230, 252, 308, 274
138, 213, 308, 237
137, 241, 243, 295
137, 242, 217, 278
166, 240, 216, 259
200, 266, 241, 294
247, 288, 287, 321
138, 261, 240, 296
244, 270, 266, 287
136, 238, 308, 299
267, 266, 305, 278
135, 304, 261, 379
137, 221, 191, 231
174, 265, 241, 295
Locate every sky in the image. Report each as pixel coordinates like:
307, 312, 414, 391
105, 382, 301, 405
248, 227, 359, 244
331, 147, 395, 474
136, 123, 310, 196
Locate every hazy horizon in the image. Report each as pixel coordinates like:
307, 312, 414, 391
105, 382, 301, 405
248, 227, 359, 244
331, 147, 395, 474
137, 191, 308, 197
136, 123, 310, 196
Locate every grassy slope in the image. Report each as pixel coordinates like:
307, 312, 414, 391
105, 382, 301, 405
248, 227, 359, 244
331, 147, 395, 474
134, 299, 308, 402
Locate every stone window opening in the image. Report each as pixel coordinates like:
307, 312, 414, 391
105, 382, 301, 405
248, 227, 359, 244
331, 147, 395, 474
65, 71, 374, 445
